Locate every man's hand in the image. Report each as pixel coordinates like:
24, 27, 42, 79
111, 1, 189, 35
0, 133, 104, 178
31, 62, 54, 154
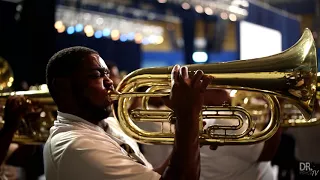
3, 96, 29, 131
159, 65, 214, 179
170, 65, 212, 119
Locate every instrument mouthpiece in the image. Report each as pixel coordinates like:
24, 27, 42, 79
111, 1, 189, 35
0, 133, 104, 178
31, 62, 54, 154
108, 90, 121, 101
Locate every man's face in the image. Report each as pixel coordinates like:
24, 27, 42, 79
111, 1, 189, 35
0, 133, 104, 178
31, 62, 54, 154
71, 54, 114, 116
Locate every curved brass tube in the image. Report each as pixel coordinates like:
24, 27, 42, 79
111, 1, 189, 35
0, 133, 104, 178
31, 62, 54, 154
110, 28, 318, 145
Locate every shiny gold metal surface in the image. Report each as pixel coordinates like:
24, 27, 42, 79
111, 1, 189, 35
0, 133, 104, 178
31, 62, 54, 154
231, 89, 320, 128
317, 73, 320, 99
0, 89, 56, 144
0, 56, 14, 91
279, 73, 320, 127
110, 28, 318, 145
230, 90, 271, 131
280, 102, 320, 127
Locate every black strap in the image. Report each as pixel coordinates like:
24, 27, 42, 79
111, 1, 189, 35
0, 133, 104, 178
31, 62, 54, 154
120, 143, 146, 166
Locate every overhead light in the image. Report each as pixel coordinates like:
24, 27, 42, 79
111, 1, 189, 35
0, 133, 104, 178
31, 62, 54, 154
195, 5, 204, 13
204, 7, 214, 15
94, 31, 103, 38
220, 12, 228, 20
181, 2, 191, 10
111, 29, 120, 41
229, 14, 237, 21
168, 0, 249, 20
67, 26, 75, 34
192, 52, 208, 63
54, 21, 63, 30
158, 0, 167, 3
55, 6, 165, 45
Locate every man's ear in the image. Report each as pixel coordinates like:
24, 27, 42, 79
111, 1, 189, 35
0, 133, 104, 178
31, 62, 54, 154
52, 77, 72, 95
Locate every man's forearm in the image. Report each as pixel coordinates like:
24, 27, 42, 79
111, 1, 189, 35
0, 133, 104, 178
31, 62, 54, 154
160, 114, 201, 180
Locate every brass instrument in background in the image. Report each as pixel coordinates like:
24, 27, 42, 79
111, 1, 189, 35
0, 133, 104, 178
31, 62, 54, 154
231, 89, 320, 128
0, 89, 56, 144
0, 56, 14, 91
110, 28, 318, 146
0, 57, 56, 144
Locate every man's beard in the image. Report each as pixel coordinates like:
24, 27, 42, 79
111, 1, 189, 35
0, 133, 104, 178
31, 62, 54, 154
81, 99, 111, 121
91, 105, 111, 120
72, 89, 111, 121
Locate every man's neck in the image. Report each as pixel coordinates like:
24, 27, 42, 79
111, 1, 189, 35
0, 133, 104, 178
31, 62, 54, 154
58, 108, 104, 125
75, 112, 102, 125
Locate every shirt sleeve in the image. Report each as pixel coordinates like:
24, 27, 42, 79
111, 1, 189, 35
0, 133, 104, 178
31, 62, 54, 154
58, 136, 161, 180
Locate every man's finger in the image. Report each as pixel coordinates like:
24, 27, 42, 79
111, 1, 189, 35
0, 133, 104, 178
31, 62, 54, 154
200, 75, 213, 93
191, 70, 204, 88
171, 65, 180, 86
180, 66, 189, 81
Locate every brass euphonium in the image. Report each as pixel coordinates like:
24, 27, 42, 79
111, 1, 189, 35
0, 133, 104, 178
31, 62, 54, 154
0, 58, 56, 145
0, 89, 55, 144
110, 28, 318, 146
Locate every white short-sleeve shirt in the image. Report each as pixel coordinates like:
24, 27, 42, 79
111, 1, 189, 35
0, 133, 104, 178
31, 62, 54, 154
285, 114, 320, 164
43, 111, 161, 180
200, 119, 274, 180
135, 105, 174, 168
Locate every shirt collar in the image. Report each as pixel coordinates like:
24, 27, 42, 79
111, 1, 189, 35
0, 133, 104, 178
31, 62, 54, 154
56, 111, 107, 133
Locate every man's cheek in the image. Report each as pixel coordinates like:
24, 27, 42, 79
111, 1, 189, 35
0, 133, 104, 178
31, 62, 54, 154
90, 80, 104, 89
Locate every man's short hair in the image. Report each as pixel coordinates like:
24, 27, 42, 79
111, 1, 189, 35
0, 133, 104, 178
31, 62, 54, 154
46, 46, 98, 100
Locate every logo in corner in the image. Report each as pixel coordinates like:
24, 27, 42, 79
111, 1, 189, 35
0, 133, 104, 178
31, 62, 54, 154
299, 162, 320, 177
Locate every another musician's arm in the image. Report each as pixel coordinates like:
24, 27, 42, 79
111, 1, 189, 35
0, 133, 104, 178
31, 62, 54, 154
0, 125, 17, 164
0, 96, 24, 164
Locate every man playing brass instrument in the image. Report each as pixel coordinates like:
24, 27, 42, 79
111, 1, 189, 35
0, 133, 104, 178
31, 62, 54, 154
34, 46, 212, 180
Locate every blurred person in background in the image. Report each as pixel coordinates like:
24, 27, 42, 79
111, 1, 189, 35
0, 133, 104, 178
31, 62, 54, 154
284, 99, 320, 180
20, 81, 29, 91
128, 86, 173, 168
200, 89, 282, 180
0, 96, 25, 180
0, 96, 45, 180
105, 61, 121, 88
271, 98, 297, 180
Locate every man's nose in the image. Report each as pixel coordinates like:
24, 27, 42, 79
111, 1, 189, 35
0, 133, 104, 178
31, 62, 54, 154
103, 76, 114, 88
